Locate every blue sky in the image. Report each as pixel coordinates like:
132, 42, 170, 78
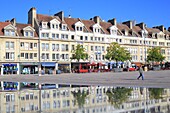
1, 0, 170, 28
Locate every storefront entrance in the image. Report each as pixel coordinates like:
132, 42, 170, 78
20, 62, 39, 74
41, 62, 56, 74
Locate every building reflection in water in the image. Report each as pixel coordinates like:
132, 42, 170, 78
0, 81, 170, 113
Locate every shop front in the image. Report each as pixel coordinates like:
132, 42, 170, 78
20, 62, 39, 74
41, 62, 56, 74
2, 63, 18, 75
57, 61, 70, 73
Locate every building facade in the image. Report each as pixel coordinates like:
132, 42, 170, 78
0, 7, 170, 75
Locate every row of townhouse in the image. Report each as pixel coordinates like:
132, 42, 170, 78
1, 83, 170, 113
0, 7, 170, 75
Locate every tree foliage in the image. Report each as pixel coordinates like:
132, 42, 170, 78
147, 47, 165, 63
106, 87, 132, 108
72, 89, 89, 108
105, 42, 131, 62
70, 44, 88, 62
148, 88, 164, 99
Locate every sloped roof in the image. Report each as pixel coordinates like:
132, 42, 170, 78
146, 27, 160, 33
16, 23, 38, 37
37, 14, 63, 23
100, 21, 112, 34
81, 19, 95, 33
0, 22, 10, 35
64, 17, 79, 31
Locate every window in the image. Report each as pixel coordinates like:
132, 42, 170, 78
21, 53, 24, 57
56, 34, 59, 39
91, 37, 93, 41
25, 31, 34, 37
30, 53, 33, 59
34, 43, 37, 48
25, 53, 28, 59
102, 37, 104, 41
42, 22, 47, 28
21, 42, 24, 47
52, 33, 55, 38
6, 42, 14, 49
30, 43, 33, 49
91, 46, 94, 51
80, 36, 83, 40
102, 46, 104, 51
25, 31, 28, 36
62, 25, 67, 30
4, 29, 15, 36
34, 53, 37, 57
72, 45, 75, 50
71, 35, 74, 40
41, 33, 49, 38
6, 52, 14, 60
85, 36, 88, 40
30, 32, 33, 37
52, 54, 55, 60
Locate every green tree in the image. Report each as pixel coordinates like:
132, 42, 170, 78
70, 44, 88, 62
148, 88, 164, 99
105, 42, 131, 67
106, 87, 132, 108
72, 89, 89, 108
147, 47, 165, 64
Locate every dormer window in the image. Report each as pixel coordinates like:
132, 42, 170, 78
42, 22, 47, 29
92, 23, 101, 34
62, 24, 67, 30
50, 19, 60, 30
75, 21, 84, 32
76, 26, 83, 31
122, 29, 128, 36
110, 25, 118, 35
23, 26, 35, 37
4, 29, 15, 36
4, 24, 16, 36
24, 31, 34, 37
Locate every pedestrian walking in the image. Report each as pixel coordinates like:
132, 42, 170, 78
137, 66, 144, 80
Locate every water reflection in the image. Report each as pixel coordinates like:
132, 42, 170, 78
106, 87, 132, 108
0, 81, 170, 113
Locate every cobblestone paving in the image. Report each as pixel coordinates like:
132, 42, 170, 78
0, 70, 170, 88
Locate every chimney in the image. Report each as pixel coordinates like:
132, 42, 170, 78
54, 11, 64, 21
93, 16, 101, 24
108, 18, 117, 26
158, 25, 165, 32
123, 21, 133, 29
10, 18, 16, 26
136, 22, 145, 29
28, 7, 37, 27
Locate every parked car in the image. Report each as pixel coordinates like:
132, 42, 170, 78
128, 67, 136, 71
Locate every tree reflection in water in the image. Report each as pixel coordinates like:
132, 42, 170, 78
149, 88, 164, 99
72, 89, 89, 108
106, 87, 132, 108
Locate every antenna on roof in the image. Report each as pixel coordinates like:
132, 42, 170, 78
68, 8, 72, 17
49, 9, 51, 16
